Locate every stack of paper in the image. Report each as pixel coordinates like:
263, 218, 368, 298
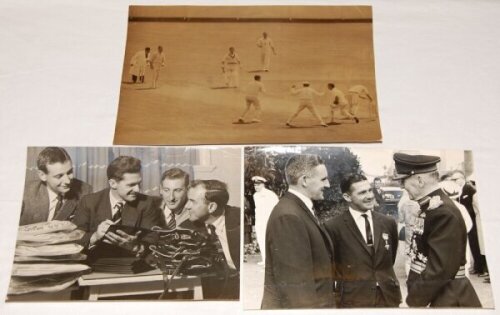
8, 221, 90, 295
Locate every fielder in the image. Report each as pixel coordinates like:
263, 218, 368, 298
256, 32, 276, 71
149, 46, 165, 89
236, 75, 266, 123
326, 83, 355, 125
287, 81, 328, 128
129, 47, 150, 84
346, 84, 375, 121
221, 47, 241, 88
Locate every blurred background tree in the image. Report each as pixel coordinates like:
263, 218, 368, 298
244, 146, 363, 223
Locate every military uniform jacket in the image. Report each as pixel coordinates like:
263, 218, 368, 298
325, 210, 401, 307
406, 188, 481, 307
20, 179, 92, 225
261, 192, 334, 309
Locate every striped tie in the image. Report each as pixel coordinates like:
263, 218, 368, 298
112, 201, 124, 223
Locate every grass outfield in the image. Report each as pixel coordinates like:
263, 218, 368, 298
114, 22, 381, 145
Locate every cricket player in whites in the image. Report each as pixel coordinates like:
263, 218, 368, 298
287, 81, 328, 128
326, 83, 351, 125
235, 75, 265, 124
149, 46, 165, 89
222, 47, 241, 88
347, 84, 376, 122
256, 32, 276, 72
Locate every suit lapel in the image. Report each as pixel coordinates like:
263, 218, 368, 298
372, 213, 383, 255
343, 211, 372, 256
54, 199, 76, 221
34, 183, 50, 223
285, 192, 334, 256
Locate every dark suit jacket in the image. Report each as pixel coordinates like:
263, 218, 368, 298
71, 188, 164, 249
325, 210, 401, 307
20, 179, 92, 225
186, 205, 241, 300
261, 192, 334, 309
406, 189, 481, 307
373, 188, 386, 214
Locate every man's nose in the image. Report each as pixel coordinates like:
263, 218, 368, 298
132, 185, 140, 192
61, 175, 71, 185
168, 191, 175, 200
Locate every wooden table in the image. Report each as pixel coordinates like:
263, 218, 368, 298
78, 269, 203, 300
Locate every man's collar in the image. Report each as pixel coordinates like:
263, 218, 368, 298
109, 190, 124, 207
349, 207, 372, 220
288, 188, 313, 211
46, 186, 59, 201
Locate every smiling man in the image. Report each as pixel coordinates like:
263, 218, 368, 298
20, 147, 92, 225
184, 179, 240, 300
324, 174, 401, 308
262, 154, 334, 309
159, 168, 190, 229
72, 156, 163, 256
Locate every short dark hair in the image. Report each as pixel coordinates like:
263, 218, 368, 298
254, 75, 261, 81
189, 180, 229, 210
37, 147, 72, 174
107, 156, 141, 181
373, 177, 381, 182
285, 154, 324, 186
161, 168, 190, 187
341, 174, 368, 194
328, 83, 335, 89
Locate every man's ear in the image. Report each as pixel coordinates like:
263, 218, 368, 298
299, 175, 308, 188
207, 202, 218, 214
109, 178, 118, 190
342, 192, 352, 203
37, 170, 47, 182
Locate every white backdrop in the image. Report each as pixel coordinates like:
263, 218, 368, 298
1, 0, 500, 314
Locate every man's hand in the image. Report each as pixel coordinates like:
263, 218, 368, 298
89, 219, 114, 246
104, 230, 142, 253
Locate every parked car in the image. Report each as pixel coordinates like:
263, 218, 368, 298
379, 186, 403, 219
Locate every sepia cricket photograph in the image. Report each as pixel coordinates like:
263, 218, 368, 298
113, 6, 382, 145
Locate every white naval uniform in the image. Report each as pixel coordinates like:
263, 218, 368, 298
347, 85, 371, 116
253, 188, 279, 263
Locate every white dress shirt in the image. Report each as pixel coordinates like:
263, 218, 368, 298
163, 205, 190, 228
210, 214, 237, 270
349, 207, 374, 244
46, 187, 61, 221
288, 188, 316, 218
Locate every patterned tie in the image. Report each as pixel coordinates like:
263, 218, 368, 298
165, 212, 177, 230
112, 201, 124, 222
362, 213, 374, 246
52, 194, 63, 219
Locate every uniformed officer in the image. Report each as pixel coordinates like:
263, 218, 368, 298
393, 153, 481, 307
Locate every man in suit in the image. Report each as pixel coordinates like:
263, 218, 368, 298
261, 154, 334, 309
159, 168, 191, 229
450, 170, 484, 275
20, 147, 92, 225
372, 177, 386, 215
325, 174, 401, 308
184, 179, 240, 300
72, 156, 164, 256
394, 153, 481, 307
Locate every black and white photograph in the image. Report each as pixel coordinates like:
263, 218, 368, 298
6, 146, 241, 301
113, 6, 382, 145
243, 146, 494, 309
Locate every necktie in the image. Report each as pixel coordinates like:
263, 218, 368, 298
52, 194, 63, 219
362, 213, 374, 246
166, 212, 177, 230
208, 224, 227, 265
112, 201, 124, 223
